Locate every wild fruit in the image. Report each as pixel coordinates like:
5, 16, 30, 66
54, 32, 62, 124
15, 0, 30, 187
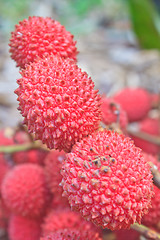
113, 88, 151, 122
9, 16, 78, 68
101, 96, 128, 129
1, 164, 49, 218
15, 54, 101, 152
8, 215, 41, 240
61, 130, 154, 230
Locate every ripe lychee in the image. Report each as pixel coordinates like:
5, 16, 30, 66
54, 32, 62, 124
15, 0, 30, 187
130, 117, 160, 155
142, 153, 160, 227
61, 130, 154, 230
101, 96, 128, 129
42, 208, 101, 236
8, 215, 41, 240
113, 88, 151, 122
15, 54, 101, 152
44, 150, 68, 207
41, 229, 102, 240
1, 164, 49, 218
9, 16, 78, 68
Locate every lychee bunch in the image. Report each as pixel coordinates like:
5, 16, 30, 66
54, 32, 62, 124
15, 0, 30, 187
42, 229, 102, 240
15, 54, 101, 152
101, 96, 128, 129
1, 164, 49, 218
61, 130, 154, 230
130, 117, 160, 154
9, 16, 78, 68
113, 88, 151, 122
42, 208, 101, 236
8, 215, 41, 240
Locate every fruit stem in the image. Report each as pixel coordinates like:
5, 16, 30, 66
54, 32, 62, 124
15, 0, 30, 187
131, 223, 160, 239
149, 162, 160, 189
0, 141, 48, 153
127, 126, 160, 145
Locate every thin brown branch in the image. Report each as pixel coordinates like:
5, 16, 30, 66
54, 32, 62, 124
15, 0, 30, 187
149, 162, 160, 189
127, 127, 160, 145
131, 223, 160, 239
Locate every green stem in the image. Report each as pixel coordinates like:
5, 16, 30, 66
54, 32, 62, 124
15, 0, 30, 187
131, 223, 160, 239
0, 142, 45, 153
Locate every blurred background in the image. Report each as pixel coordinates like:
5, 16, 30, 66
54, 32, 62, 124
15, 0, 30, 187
0, 0, 160, 127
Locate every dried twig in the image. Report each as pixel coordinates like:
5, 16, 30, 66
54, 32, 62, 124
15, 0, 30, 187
149, 162, 160, 189
131, 223, 160, 240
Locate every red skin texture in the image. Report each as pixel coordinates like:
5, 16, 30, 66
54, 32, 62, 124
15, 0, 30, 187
1, 164, 49, 218
61, 130, 154, 230
42, 208, 101, 237
8, 215, 41, 240
113, 88, 151, 122
44, 150, 69, 207
101, 97, 128, 129
142, 153, 160, 227
130, 118, 160, 155
0, 154, 10, 190
115, 229, 140, 240
9, 16, 78, 68
0, 198, 10, 229
41, 229, 102, 240
15, 54, 101, 152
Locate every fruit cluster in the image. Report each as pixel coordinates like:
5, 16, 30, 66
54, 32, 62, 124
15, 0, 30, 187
0, 16, 159, 240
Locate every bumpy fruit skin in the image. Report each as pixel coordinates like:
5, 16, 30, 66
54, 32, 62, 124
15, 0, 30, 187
9, 16, 78, 68
15, 54, 101, 152
130, 118, 160, 154
41, 229, 102, 240
8, 215, 41, 240
113, 88, 151, 122
101, 97, 128, 129
142, 153, 160, 226
61, 130, 154, 230
44, 150, 68, 207
42, 208, 101, 237
1, 164, 49, 218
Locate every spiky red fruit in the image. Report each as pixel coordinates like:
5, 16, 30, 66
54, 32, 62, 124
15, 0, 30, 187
15, 54, 101, 152
142, 153, 160, 226
113, 88, 151, 122
130, 118, 160, 154
61, 130, 154, 230
42, 208, 101, 237
9, 16, 78, 68
101, 97, 128, 128
8, 215, 41, 240
1, 164, 49, 218
44, 150, 68, 207
42, 229, 102, 240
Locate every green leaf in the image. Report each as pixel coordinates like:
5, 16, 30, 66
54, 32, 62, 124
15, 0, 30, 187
127, 0, 160, 49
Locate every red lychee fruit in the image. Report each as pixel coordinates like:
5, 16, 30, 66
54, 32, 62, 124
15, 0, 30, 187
15, 54, 101, 152
0, 198, 10, 229
115, 229, 140, 240
130, 118, 160, 155
142, 153, 160, 227
44, 150, 68, 207
9, 16, 78, 68
8, 215, 41, 240
1, 164, 49, 218
61, 130, 154, 230
42, 208, 101, 237
101, 96, 128, 129
113, 88, 151, 122
41, 229, 102, 240
0, 154, 10, 190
